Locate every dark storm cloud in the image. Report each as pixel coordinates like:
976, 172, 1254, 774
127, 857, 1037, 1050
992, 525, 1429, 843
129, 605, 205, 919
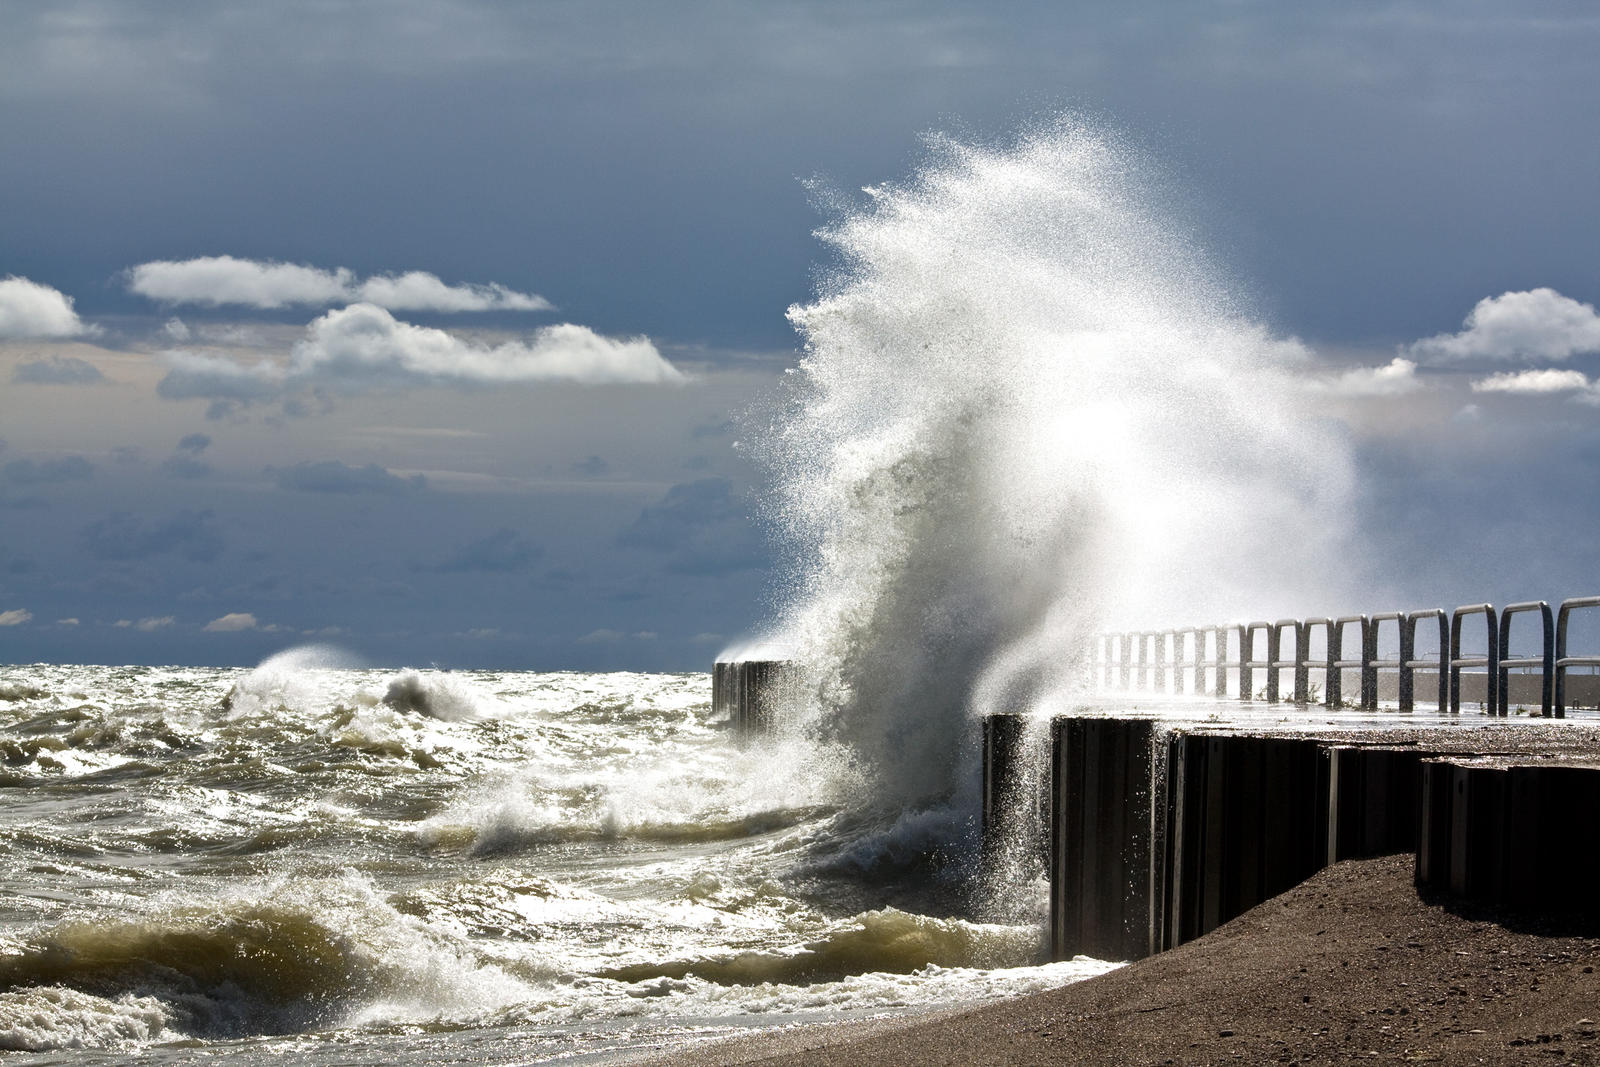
81, 510, 226, 563
272, 459, 426, 494
425, 528, 542, 573
11, 356, 105, 384
6, 2, 1595, 351
617, 477, 766, 575
3, 455, 94, 484
177, 433, 212, 454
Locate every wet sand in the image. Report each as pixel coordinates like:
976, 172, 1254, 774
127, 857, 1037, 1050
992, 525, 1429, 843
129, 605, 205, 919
648, 854, 1600, 1066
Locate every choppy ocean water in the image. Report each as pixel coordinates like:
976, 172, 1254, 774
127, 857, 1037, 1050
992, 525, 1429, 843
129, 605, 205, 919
0, 652, 1113, 1063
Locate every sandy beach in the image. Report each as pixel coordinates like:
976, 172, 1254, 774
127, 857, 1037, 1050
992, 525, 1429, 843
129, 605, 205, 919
651, 854, 1600, 1066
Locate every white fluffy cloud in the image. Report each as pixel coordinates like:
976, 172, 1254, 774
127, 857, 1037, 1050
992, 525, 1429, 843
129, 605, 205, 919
290, 303, 683, 386
127, 256, 553, 313
158, 302, 683, 409
0, 608, 32, 627
0, 277, 91, 339
1470, 368, 1592, 395
1312, 357, 1424, 398
204, 612, 257, 632
1406, 288, 1600, 363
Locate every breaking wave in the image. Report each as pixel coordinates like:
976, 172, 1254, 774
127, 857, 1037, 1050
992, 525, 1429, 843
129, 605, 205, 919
757, 117, 1355, 815
600, 908, 1040, 986
0, 873, 540, 1046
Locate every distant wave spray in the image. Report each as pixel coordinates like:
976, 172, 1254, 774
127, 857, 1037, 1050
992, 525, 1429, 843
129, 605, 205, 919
759, 119, 1355, 807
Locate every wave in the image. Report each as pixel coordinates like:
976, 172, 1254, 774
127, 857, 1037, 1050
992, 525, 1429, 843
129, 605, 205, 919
420, 790, 836, 855
0, 681, 47, 702
0, 873, 538, 1049
381, 669, 492, 722
599, 908, 1041, 986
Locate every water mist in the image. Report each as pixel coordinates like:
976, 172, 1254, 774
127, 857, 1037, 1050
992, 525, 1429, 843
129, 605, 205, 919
757, 118, 1355, 818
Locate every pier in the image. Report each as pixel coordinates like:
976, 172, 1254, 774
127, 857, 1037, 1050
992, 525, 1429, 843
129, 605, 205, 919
719, 593, 1600, 966
1001, 594, 1600, 963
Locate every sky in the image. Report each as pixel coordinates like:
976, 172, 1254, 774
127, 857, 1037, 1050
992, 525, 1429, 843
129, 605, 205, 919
1, 0, 1598, 669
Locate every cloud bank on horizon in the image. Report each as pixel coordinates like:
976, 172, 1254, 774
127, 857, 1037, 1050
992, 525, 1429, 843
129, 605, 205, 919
16, 266, 1600, 408
5, 266, 1600, 666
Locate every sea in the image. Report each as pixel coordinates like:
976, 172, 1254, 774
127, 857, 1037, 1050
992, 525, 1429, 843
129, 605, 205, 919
0, 653, 1113, 1063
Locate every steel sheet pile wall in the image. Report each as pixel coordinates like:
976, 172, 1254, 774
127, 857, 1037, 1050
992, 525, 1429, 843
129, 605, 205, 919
1164, 734, 1325, 949
1049, 718, 1163, 961
981, 713, 1047, 871
1417, 759, 1600, 912
1015, 717, 1436, 963
1326, 746, 1424, 862
711, 659, 795, 740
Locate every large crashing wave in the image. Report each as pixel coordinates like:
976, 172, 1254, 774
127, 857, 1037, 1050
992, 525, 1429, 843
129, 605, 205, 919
760, 119, 1355, 808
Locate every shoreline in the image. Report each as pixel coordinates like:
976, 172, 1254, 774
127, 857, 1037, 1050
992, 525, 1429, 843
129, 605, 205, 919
636, 854, 1600, 1065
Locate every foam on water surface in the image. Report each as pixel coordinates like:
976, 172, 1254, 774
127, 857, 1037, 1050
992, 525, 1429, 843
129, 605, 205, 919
0, 662, 1095, 1062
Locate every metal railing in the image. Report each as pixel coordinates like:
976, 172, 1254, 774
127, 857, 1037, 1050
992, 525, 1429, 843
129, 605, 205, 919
1094, 593, 1600, 718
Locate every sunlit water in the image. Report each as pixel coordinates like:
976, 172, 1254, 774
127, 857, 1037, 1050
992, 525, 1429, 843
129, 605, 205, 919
0, 659, 1113, 1063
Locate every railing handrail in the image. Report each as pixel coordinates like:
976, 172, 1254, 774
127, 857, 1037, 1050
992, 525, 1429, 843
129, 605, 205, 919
1091, 594, 1600, 715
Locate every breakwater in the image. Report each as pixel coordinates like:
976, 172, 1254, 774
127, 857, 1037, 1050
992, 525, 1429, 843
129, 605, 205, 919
987, 708, 1600, 964
719, 592, 1600, 968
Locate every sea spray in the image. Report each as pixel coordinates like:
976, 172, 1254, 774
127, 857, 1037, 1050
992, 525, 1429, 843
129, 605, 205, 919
759, 118, 1355, 816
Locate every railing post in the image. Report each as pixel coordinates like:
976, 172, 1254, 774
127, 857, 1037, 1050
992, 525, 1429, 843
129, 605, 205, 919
1211, 626, 1227, 698
1232, 623, 1250, 701
1360, 618, 1379, 710
1330, 616, 1368, 708
1398, 616, 1415, 711
1317, 618, 1340, 707
1176, 628, 1198, 695
1403, 609, 1449, 712
1497, 601, 1554, 718
1296, 620, 1309, 705
1264, 623, 1282, 703
1450, 605, 1500, 716
1555, 596, 1600, 717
